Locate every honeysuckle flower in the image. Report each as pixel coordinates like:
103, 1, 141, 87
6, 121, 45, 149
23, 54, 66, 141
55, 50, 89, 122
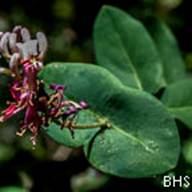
0, 103, 17, 121
0, 26, 88, 146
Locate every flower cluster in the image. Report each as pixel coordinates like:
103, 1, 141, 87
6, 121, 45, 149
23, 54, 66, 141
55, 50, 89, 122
0, 26, 88, 146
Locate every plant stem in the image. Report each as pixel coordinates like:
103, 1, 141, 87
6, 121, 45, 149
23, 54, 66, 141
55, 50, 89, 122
66, 117, 111, 129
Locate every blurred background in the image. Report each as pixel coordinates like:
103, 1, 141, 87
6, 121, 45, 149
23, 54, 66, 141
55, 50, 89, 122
1, 0, 192, 191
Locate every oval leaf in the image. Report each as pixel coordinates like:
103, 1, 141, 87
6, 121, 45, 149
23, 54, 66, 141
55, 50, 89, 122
145, 18, 186, 83
94, 5, 165, 94
39, 62, 180, 178
161, 79, 192, 129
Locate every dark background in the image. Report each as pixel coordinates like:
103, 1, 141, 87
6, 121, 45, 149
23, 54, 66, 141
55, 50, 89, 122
1, 0, 192, 65
1, 0, 192, 191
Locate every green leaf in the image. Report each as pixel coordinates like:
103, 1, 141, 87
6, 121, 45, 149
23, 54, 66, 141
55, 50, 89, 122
43, 110, 99, 148
145, 18, 186, 84
39, 62, 180, 178
39, 61, 123, 148
94, 5, 165, 94
0, 187, 26, 192
161, 79, 192, 129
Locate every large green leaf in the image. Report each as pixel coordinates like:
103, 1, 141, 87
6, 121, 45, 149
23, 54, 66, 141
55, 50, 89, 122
40, 61, 123, 147
39, 62, 180, 178
145, 18, 186, 84
161, 79, 192, 129
94, 5, 165, 94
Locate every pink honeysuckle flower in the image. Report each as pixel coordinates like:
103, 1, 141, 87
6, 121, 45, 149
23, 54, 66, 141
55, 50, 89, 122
17, 104, 43, 145
10, 81, 22, 101
0, 103, 17, 122
0, 26, 89, 147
